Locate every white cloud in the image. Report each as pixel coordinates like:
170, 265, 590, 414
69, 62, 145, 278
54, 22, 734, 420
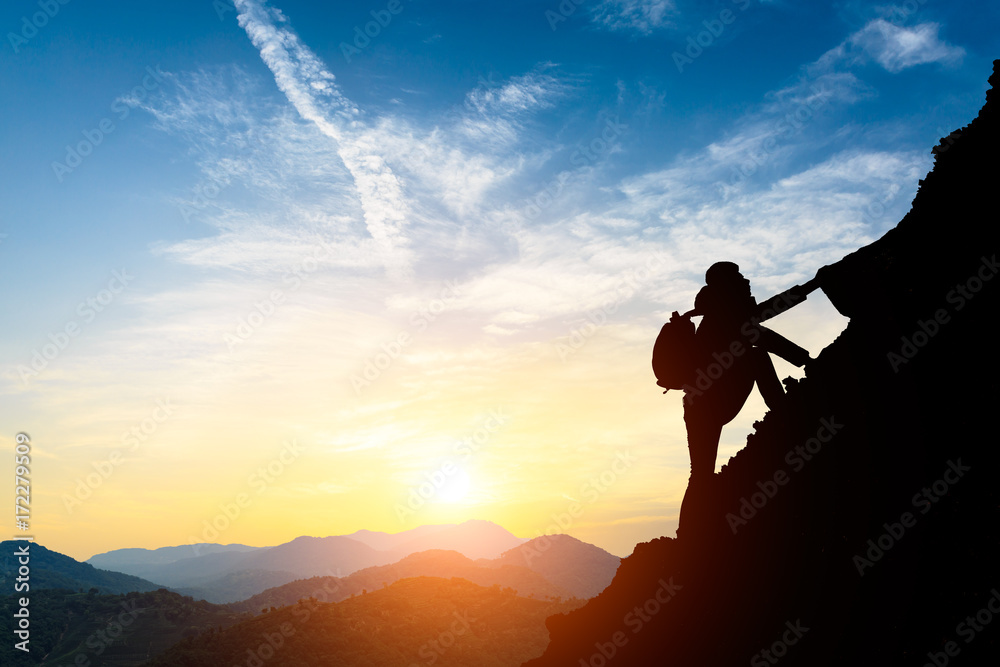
817, 19, 964, 73
234, 0, 412, 278
145, 64, 575, 278
452, 69, 573, 152
102, 7, 939, 355
465, 71, 567, 116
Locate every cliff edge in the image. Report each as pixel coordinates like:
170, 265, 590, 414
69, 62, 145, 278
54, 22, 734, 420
525, 60, 1000, 667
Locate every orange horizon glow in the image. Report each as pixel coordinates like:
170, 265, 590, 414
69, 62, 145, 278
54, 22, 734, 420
5, 291, 847, 564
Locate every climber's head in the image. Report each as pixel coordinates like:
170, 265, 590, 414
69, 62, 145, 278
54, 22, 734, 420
705, 261, 741, 285
705, 261, 751, 298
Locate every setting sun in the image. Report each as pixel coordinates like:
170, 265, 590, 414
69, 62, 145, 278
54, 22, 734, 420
438, 470, 473, 504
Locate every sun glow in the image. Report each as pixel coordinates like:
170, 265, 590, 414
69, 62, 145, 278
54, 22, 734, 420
438, 470, 472, 503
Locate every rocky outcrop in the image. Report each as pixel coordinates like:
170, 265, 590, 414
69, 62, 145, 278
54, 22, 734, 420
525, 60, 1000, 667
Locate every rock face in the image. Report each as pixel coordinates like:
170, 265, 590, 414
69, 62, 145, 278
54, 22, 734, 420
525, 61, 1000, 667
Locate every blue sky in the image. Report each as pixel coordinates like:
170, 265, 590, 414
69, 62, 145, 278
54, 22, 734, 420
1, 0, 997, 560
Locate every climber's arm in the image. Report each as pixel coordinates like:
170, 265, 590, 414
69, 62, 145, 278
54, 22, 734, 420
753, 277, 822, 324
754, 326, 810, 367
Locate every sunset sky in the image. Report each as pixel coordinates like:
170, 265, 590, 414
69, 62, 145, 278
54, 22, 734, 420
2, 0, 997, 562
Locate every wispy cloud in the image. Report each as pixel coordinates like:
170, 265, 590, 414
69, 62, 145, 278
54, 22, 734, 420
453, 68, 573, 151
234, 0, 412, 278
591, 0, 676, 34
465, 70, 568, 116
40, 5, 942, 374
816, 19, 965, 73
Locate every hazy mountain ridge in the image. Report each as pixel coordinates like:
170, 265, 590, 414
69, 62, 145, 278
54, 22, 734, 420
524, 61, 1000, 666
382, 519, 529, 560
174, 568, 301, 604
345, 523, 468, 552
86, 520, 528, 603
0, 541, 164, 595
0, 588, 248, 667
229, 550, 568, 614
146, 576, 585, 667
0, 531, 613, 664
487, 534, 622, 600
229, 536, 619, 614
87, 543, 261, 571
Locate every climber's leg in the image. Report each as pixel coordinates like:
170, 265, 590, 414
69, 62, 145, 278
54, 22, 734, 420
754, 347, 785, 411
678, 401, 724, 538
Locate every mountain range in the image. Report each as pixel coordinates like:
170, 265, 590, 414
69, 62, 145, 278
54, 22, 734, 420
0, 588, 248, 667
86, 519, 532, 602
0, 541, 163, 595
230, 534, 619, 613
146, 577, 584, 667
8, 521, 618, 608
1, 524, 618, 666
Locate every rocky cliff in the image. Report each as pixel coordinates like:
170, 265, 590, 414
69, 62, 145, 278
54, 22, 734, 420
525, 60, 1000, 667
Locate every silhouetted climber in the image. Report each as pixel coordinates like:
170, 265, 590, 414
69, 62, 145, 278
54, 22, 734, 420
671, 262, 817, 538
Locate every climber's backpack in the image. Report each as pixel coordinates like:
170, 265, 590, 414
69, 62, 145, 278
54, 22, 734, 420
651, 310, 700, 392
